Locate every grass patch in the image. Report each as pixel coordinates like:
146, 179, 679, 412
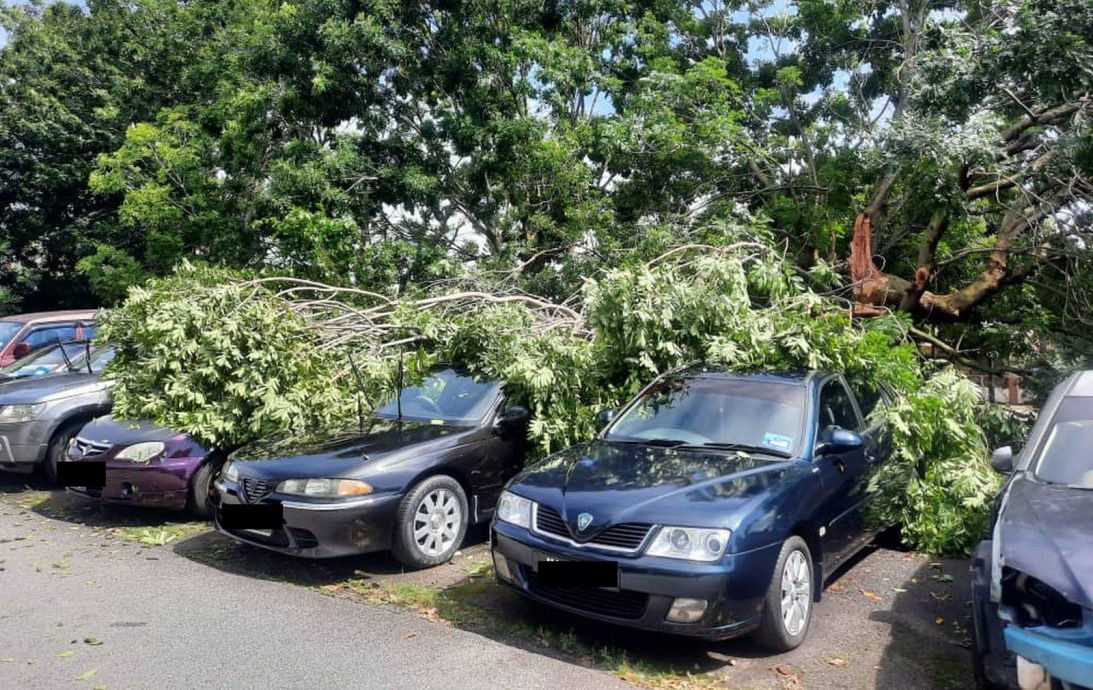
323, 567, 726, 689
929, 657, 966, 690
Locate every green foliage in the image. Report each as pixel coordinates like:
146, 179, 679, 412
98, 264, 354, 450
76, 245, 148, 306
869, 371, 1002, 556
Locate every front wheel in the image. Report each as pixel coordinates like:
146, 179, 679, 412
187, 461, 216, 520
391, 475, 468, 570
42, 420, 84, 485
753, 536, 815, 651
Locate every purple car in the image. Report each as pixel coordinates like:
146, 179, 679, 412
66, 415, 215, 518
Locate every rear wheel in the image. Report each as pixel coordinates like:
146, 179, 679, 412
391, 475, 468, 570
42, 420, 84, 485
753, 536, 814, 651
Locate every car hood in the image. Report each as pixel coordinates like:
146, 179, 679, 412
508, 440, 796, 534
0, 373, 110, 404
77, 415, 178, 445
229, 420, 469, 479
1000, 477, 1093, 609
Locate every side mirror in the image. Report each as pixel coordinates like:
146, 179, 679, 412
492, 406, 530, 436
990, 446, 1014, 473
12, 342, 31, 358
596, 409, 616, 428
816, 425, 863, 456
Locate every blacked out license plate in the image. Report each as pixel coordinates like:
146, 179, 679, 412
537, 559, 619, 588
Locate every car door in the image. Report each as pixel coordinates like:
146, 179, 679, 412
849, 379, 894, 537
813, 376, 870, 570
468, 399, 529, 517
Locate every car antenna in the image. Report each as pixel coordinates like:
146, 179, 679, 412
396, 350, 404, 425
346, 351, 367, 435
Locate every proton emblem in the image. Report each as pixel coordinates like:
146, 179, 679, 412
577, 512, 593, 531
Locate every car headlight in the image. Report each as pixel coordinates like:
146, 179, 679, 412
222, 461, 239, 482
0, 403, 44, 423
496, 490, 533, 528
114, 441, 166, 464
646, 526, 731, 562
276, 478, 374, 497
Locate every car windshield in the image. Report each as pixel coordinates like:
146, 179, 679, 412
0, 342, 114, 378
373, 368, 501, 425
1034, 397, 1093, 487
605, 376, 807, 455
0, 321, 21, 350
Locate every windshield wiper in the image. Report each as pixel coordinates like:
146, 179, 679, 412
677, 442, 792, 459
606, 437, 686, 447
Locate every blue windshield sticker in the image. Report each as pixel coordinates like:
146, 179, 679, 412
762, 433, 793, 450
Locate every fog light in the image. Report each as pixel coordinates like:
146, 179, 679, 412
493, 551, 514, 583
666, 597, 708, 623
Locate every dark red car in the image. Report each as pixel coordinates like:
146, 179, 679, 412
0, 310, 98, 368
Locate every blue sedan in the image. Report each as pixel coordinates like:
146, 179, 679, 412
490, 366, 891, 650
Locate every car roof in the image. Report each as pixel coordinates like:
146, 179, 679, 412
669, 363, 816, 385
0, 309, 98, 325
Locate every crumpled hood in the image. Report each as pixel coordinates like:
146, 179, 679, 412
77, 414, 178, 445
0, 373, 110, 404
509, 440, 795, 534
1000, 477, 1093, 609
229, 420, 467, 479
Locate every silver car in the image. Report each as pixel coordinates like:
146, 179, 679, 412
0, 343, 115, 481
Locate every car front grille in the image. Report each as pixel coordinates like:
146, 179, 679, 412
523, 568, 649, 620
534, 505, 653, 552
240, 477, 270, 503
72, 437, 112, 458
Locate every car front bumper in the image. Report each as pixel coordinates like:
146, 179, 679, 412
1004, 622, 1093, 690
65, 448, 204, 511
491, 521, 781, 640
0, 421, 49, 472
212, 478, 402, 558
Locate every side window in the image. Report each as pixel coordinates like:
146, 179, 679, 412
22, 325, 77, 351
848, 378, 888, 423
818, 379, 860, 431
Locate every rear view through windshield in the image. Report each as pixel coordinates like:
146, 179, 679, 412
606, 377, 807, 454
1034, 397, 1093, 487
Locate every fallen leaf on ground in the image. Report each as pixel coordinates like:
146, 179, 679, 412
930, 591, 952, 602
827, 657, 849, 667
401, 631, 417, 639
860, 588, 882, 601
775, 665, 793, 676
911, 577, 923, 584
929, 562, 942, 569
57, 650, 74, 658
934, 573, 954, 583
827, 581, 845, 593
935, 617, 945, 624
83, 637, 102, 646
75, 668, 98, 681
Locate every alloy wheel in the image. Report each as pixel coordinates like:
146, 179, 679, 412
780, 549, 811, 636
413, 488, 461, 556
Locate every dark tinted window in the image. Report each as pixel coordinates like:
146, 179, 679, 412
23, 325, 77, 350
848, 377, 887, 421
1033, 397, 1093, 487
606, 377, 807, 454
818, 379, 860, 430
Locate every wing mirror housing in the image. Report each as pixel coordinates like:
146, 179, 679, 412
990, 446, 1014, 473
492, 406, 530, 436
816, 425, 864, 456
596, 408, 616, 429
11, 342, 31, 359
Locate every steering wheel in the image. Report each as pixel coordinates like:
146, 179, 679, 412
630, 427, 712, 445
407, 394, 442, 416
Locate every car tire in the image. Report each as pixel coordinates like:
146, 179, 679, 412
391, 475, 469, 570
753, 536, 815, 651
42, 419, 85, 485
187, 461, 216, 520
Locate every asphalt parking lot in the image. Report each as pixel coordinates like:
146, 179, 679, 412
0, 476, 975, 690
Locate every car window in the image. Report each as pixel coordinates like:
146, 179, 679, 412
0, 343, 88, 378
1032, 397, 1093, 487
0, 321, 21, 350
847, 376, 888, 423
605, 377, 807, 454
23, 324, 77, 351
818, 379, 860, 431
374, 368, 501, 425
